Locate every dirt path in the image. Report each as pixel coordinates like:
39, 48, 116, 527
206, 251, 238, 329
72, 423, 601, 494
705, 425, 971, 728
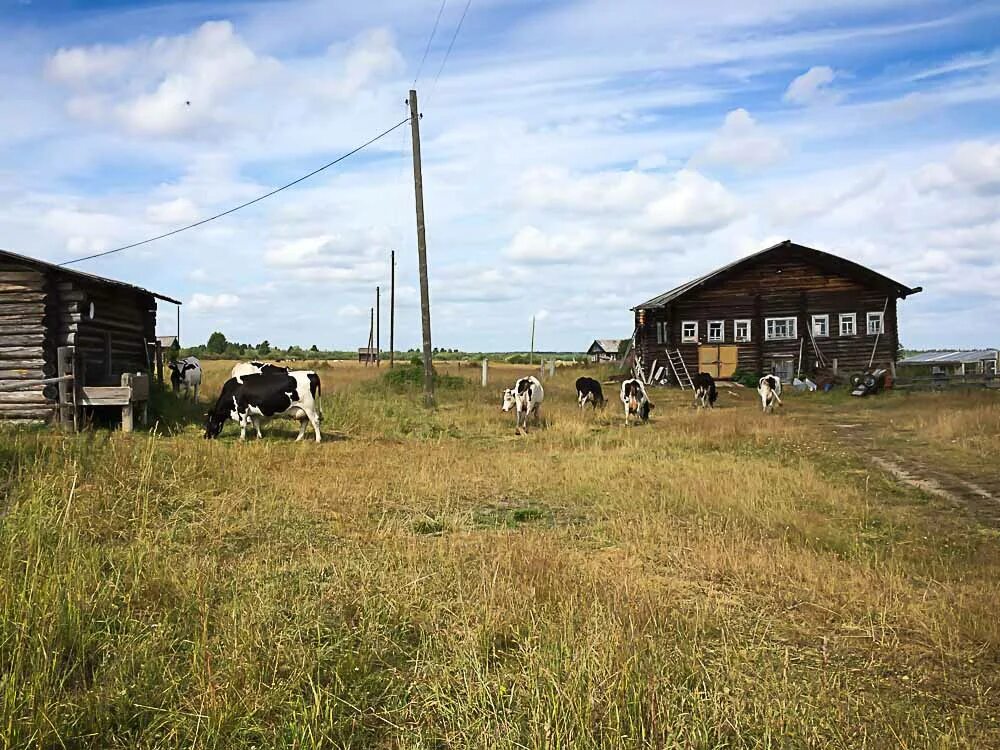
818, 413, 1000, 526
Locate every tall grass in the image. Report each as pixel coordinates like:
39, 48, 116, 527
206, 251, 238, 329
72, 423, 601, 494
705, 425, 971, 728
1, 364, 998, 747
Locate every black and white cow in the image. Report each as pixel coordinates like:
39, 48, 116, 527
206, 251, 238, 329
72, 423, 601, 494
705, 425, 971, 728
758, 374, 783, 413
692, 372, 718, 409
205, 370, 323, 442
168, 356, 202, 401
620, 378, 653, 426
501, 375, 544, 433
575, 376, 605, 409
230, 360, 289, 382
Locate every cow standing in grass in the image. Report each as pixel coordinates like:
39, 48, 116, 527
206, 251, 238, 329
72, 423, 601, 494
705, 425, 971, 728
575, 376, 605, 410
758, 375, 783, 413
692, 372, 718, 409
502, 376, 544, 434
205, 370, 323, 442
620, 378, 653, 426
168, 356, 202, 401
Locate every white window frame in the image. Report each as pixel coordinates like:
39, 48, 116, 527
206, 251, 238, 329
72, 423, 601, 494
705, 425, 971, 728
764, 316, 797, 341
655, 321, 664, 345
734, 319, 751, 343
811, 314, 829, 338
839, 313, 856, 337
681, 321, 698, 343
867, 311, 884, 336
707, 320, 724, 343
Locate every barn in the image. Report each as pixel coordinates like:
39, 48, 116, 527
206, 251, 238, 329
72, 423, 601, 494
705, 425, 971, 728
586, 338, 623, 363
0, 248, 180, 424
631, 240, 922, 385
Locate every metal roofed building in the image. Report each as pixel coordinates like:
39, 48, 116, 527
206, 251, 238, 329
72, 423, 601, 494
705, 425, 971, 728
898, 349, 998, 376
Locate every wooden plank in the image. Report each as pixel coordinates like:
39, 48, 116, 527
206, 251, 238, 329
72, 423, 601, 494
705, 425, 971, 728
0, 271, 45, 283
0, 293, 46, 304
0, 368, 46, 379
78, 386, 131, 406
0, 347, 43, 359
0, 334, 45, 347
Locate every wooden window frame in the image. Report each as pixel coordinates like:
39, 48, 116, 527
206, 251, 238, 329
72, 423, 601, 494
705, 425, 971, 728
681, 321, 698, 343
764, 316, 797, 341
655, 321, 665, 345
811, 314, 829, 338
839, 313, 856, 337
706, 320, 724, 343
866, 311, 884, 336
734, 319, 751, 343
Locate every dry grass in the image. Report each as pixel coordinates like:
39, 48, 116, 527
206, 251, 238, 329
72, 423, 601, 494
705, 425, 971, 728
1, 362, 998, 748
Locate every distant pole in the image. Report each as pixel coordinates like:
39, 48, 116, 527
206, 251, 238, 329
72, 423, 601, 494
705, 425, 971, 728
367, 307, 374, 367
530, 316, 536, 365
176, 305, 181, 348
481, 358, 488, 387
376, 285, 381, 368
389, 250, 396, 369
409, 88, 434, 407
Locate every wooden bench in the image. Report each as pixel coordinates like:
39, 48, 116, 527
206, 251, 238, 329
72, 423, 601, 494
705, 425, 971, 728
77, 372, 150, 432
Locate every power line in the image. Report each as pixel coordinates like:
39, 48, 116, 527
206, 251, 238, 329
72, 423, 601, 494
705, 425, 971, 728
431, 0, 473, 91
59, 116, 412, 267
413, 0, 448, 86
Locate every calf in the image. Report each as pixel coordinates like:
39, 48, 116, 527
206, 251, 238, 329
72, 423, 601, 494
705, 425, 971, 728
168, 356, 202, 401
692, 372, 718, 409
758, 375, 783, 413
575, 376, 605, 409
620, 378, 654, 426
501, 376, 544, 434
231, 360, 289, 382
205, 370, 323, 442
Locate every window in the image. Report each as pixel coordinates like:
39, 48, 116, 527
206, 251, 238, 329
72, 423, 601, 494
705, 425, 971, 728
839, 313, 856, 336
734, 319, 751, 343
984, 359, 997, 376
867, 311, 884, 335
707, 320, 724, 342
681, 321, 698, 343
765, 317, 797, 341
811, 314, 829, 337
655, 321, 664, 345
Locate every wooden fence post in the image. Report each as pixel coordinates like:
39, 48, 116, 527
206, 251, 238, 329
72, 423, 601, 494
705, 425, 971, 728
481, 358, 488, 387
56, 346, 75, 431
121, 373, 134, 434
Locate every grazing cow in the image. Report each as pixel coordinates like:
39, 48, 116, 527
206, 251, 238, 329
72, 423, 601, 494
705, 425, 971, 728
620, 378, 654, 426
501, 376, 544, 434
692, 372, 718, 409
205, 370, 323, 442
168, 356, 202, 401
575, 376, 605, 409
758, 375, 783, 413
230, 361, 289, 382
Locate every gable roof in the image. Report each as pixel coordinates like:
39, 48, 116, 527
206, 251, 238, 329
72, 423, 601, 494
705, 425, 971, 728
0, 248, 182, 305
587, 339, 623, 354
633, 240, 921, 310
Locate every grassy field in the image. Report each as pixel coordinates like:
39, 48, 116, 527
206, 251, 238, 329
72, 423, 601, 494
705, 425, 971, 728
2, 360, 998, 748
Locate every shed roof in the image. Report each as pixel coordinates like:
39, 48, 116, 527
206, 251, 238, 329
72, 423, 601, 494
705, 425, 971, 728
588, 339, 623, 354
633, 240, 921, 310
0, 248, 182, 305
898, 350, 998, 366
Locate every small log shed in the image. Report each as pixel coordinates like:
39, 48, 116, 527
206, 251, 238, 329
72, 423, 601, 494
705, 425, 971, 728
0, 248, 181, 426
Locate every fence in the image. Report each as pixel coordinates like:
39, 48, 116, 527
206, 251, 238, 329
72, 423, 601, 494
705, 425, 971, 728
893, 373, 999, 390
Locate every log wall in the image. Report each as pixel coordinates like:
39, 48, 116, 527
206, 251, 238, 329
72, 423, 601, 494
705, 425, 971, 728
0, 262, 56, 420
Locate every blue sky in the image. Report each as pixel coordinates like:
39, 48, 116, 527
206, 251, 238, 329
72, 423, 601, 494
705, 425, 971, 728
1, 0, 998, 350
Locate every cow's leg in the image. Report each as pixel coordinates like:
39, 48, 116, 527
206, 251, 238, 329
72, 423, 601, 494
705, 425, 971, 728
252, 417, 263, 439
772, 391, 783, 408
295, 416, 307, 442
239, 413, 248, 440
194, 384, 199, 402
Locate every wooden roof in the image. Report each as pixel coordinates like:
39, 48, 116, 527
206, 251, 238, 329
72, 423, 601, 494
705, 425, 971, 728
587, 339, 623, 354
0, 248, 182, 305
633, 240, 921, 310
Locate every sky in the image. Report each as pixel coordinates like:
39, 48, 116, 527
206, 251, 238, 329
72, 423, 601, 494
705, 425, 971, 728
1, 0, 998, 351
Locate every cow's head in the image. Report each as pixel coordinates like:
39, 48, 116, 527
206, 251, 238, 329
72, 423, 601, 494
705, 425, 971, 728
167, 360, 182, 391
501, 388, 517, 412
204, 410, 227, 439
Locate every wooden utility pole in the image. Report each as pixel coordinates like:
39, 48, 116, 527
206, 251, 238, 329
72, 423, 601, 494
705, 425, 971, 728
530, 316, 536, 365
389, 250, 396, 368
176, 305, 181, 348
409, 89, 434, 407
376, 285, 381, 367
367, 307, 374, 367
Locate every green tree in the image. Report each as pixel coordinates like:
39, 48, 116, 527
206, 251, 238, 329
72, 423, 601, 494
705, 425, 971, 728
310, 344, 319, 352
258, 340, 271, 355
207, 331, 228, 354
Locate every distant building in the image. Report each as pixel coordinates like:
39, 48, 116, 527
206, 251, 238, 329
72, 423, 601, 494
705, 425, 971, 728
898, 350, 998, 377
586, 339, 623, 362
358, 347, 378, 364
157, 335, 179, 351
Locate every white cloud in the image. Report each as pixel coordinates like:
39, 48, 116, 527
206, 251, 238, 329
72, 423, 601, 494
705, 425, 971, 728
146, 197, 199, 225
913, 141, 1000, 195
336, 304, 365, 317
189, 292, 240, 311
643, 169, 740, 231
46, 44, 134, 84
783, 65, 838, 105
503, 226, 591, 264
696, 108, 787, 170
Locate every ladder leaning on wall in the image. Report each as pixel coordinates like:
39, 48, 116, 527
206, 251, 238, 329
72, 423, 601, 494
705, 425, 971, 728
666, 349, 694, 390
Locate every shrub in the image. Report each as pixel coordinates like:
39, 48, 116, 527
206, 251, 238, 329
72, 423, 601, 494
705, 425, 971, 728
380, 363, 465, 391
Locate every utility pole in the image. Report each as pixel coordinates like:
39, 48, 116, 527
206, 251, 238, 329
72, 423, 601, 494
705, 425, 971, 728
176, 305, 181, 348
389, 250, 396, 369
367, 307, 374, 367
409, 88, 434, 407
530, 315, 536, 365
376, 285, 380, 368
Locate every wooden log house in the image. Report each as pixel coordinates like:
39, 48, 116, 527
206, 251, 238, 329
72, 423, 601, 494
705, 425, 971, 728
632, 241, 922, 384
0, 248, 180, 423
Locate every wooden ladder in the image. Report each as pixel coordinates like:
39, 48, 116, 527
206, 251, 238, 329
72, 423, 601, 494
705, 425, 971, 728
666, 349, 694, 390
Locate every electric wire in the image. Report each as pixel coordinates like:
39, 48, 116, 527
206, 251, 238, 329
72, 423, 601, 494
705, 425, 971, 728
412, 0, 449, 86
